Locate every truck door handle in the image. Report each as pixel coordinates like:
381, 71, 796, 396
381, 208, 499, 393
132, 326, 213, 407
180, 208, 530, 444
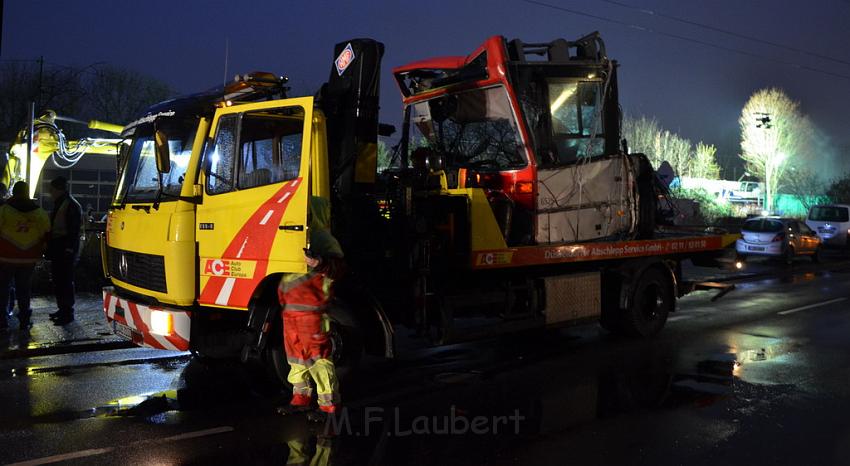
279, 225, 304, 231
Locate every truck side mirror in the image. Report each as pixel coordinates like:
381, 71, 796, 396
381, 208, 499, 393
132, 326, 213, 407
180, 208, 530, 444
154, 130, 171, 174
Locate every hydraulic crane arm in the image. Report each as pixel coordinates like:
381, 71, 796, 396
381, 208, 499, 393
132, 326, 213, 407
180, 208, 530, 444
4, 111, 123, 197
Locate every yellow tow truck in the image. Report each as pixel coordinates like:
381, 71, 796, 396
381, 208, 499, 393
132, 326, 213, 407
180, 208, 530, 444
102, 36, 736, 381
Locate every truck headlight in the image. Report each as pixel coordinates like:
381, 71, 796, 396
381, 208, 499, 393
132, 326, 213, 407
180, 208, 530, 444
150, 310, 173, 336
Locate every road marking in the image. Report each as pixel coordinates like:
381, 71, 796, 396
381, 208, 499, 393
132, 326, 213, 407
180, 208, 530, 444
259, 209, 274, 225
777, 297, 847, 316
277, 192, 291, 204
7, 426, 234, 466
667, 315, 694, 322
215, 277, 237, 306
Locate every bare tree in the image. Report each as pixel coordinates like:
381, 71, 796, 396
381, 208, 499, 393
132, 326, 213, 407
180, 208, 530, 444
739, 88, 812, 212
690, 142, 720, 179
622, 115, 660, 163
622, 115, 693, 177
0, 61, 85, 141
82, 65, 173, 125
784, 166, 827, 213
0, 61, 173, 143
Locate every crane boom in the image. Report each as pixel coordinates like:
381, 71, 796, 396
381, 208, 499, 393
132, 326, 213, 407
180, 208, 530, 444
4, 111, 123, 197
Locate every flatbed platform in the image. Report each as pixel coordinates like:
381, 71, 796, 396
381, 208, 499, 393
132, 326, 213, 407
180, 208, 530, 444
472, 233, 740, 269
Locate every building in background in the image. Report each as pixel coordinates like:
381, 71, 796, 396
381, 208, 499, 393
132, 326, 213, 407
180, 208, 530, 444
36, 154, 116, 222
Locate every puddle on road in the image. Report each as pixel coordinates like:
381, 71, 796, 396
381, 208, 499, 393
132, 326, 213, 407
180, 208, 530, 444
0, 354, 189, 382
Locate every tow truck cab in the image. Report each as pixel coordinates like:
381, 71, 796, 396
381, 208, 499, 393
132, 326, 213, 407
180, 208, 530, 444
102, 73, 332, 352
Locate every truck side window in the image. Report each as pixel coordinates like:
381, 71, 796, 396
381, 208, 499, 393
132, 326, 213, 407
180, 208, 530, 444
237, 109, 304, 190
207, 115, 238, 195
548, 80, 605, 164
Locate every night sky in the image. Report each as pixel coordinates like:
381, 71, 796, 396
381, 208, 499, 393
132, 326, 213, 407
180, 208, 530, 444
2, 0, 848, 171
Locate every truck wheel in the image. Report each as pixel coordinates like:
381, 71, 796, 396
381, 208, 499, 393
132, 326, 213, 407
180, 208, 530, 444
264, 306, 364, 388
622, 268, 672, 337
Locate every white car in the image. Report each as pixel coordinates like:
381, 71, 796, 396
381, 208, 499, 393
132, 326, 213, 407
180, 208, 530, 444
806, 204, 850, 248
736, 217, 821, 263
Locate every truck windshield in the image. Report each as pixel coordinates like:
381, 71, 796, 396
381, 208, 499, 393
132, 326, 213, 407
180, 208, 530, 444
114, 116, 197, 204
408, 86, 526, 170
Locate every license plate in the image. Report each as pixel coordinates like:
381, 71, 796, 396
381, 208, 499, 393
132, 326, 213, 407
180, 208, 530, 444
748, 246, 765, 252
112, 321, 135, 340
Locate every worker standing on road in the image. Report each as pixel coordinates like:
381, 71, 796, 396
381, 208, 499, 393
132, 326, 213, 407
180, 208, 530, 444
46, 176, 82, 326
277, 197, 345, 422
0, 182, 50, 330
0, 182, 15, 319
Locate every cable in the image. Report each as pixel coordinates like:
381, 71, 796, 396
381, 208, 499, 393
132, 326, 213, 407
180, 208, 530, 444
596, 0, 850, 68
522, 0, 850, 82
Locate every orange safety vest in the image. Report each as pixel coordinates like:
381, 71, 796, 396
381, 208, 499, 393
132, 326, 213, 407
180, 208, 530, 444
0, 202, 50, 264
278, 271, 332, 312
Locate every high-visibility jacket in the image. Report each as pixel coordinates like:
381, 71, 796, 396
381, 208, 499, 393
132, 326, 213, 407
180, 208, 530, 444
48, 193, 82, 257
278, 271, 332, 313
0, 198, 50, 264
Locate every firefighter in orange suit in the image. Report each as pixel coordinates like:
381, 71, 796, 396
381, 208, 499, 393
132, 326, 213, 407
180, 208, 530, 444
277, 197, 344, 421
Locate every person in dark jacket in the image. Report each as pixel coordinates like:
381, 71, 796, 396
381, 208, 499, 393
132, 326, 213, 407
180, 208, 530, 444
0, 182, 14, 319
0, 182, 50, 329
46, 176, 82, 326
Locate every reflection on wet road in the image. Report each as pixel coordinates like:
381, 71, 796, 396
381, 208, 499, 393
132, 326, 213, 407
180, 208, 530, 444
4, 263, 850, 465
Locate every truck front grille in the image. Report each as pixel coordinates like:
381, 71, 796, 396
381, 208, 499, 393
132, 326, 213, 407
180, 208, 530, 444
107, 247, 167, 293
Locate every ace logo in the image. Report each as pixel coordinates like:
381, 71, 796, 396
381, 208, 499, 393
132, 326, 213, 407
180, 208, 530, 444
204, 259, 230, 276
201, 259, 257, 279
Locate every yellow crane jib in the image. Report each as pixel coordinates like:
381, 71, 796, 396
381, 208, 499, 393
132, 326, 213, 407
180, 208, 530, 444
4, 111, 123, 197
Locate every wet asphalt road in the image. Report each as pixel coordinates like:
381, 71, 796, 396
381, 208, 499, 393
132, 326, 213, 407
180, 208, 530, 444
3, 256, 850, 465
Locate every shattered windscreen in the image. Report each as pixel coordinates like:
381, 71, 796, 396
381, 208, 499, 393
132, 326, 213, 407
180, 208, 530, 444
408, 86, 526, 170
548, 79, 605, 162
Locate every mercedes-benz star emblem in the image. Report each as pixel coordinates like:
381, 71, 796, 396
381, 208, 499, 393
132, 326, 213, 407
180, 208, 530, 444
118, 253, 128, 278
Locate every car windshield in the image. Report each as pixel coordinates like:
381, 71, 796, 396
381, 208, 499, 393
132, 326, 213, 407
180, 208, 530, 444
743, 219, 784, 233
408, 86, 526, 170
114, 115, 197, 204
809, 206, 849, 222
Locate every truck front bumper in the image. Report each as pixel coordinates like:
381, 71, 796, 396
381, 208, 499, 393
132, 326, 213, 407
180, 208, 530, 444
103, 286, 191, 351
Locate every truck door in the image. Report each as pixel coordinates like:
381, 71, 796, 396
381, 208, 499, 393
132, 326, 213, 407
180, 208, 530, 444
196, 98, 314, 308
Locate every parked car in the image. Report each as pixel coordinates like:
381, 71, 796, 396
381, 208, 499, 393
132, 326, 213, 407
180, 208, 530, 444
736, 217, 821, 263
806, 204, 850, 248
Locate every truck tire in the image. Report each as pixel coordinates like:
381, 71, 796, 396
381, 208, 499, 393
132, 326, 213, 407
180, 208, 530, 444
622, 268, 672, 337
264, 305, 364, 388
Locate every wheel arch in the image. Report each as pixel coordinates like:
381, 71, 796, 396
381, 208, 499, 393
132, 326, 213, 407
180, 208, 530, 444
248, 273, 395, 359
613, 257, 678, 313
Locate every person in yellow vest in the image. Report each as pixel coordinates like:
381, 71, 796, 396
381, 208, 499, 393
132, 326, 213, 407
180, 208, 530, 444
0, 182, 50, 330
46, 176, 82, 326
